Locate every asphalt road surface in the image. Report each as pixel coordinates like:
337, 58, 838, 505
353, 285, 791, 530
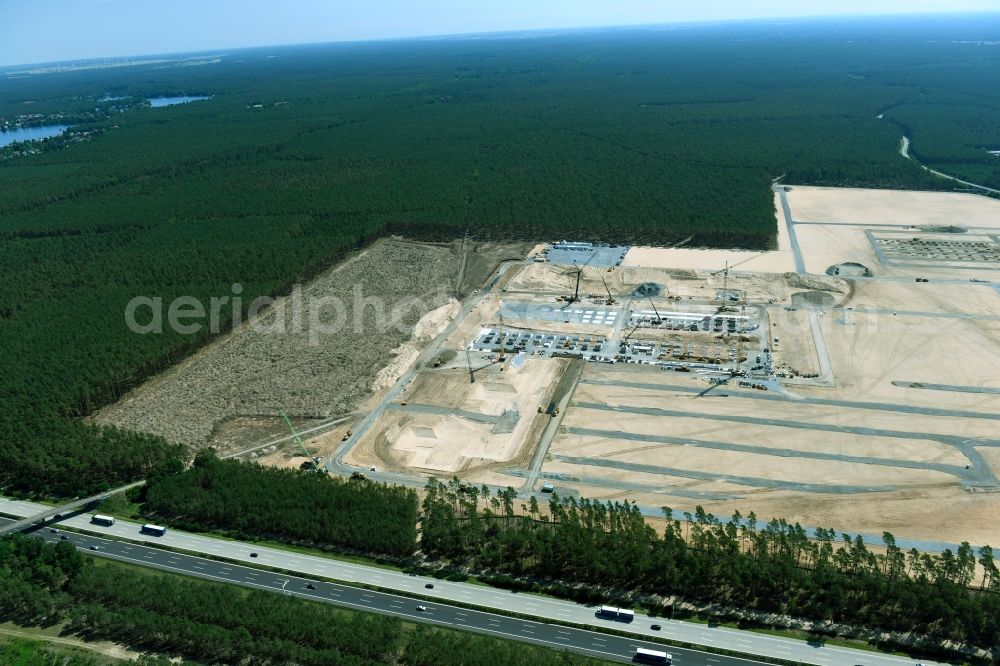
0, 502, 944, 666
4, 517, 769, 666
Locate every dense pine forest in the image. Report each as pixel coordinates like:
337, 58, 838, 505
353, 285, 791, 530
143, 451, 419, 556
1, 15, 999, 501
419, 479, 1000, 655
0, 535, 608, 666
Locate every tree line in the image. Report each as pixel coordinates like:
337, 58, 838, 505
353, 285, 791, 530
420, 478, 1000, 656
142, 450, 419, 557
0, 534, 609, 666
134, 465, 1000, 659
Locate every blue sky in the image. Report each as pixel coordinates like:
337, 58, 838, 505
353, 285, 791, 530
2, 0, 998, 67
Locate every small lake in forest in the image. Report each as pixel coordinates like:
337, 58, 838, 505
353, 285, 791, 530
147, 96, 211, 107
0, 124, 69, 148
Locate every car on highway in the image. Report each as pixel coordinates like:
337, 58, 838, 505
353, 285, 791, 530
250, 552, 258, 558
650, 624, 661, 631
89, 545, 99, 550
60, 535, 68, 540
306, 583, 315, 590
49, 528, 57, 533
425, 583, 434, 589
416, 605, 428, 612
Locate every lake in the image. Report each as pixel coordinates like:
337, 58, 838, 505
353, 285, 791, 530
147, 96, 211, 108
0, 124, 69, 148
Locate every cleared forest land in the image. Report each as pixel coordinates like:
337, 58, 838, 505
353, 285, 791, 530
95, 239, 530, 451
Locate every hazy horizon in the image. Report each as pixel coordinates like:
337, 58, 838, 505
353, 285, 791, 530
3, 0, 999, 69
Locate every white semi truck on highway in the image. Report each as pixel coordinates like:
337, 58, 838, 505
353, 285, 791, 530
598, 606, 635, 622
634, 647, 671, 664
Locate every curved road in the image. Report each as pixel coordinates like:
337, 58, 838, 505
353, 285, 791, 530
900, 134, 1000, 195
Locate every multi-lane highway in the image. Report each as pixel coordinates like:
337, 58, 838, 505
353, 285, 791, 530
4, 517, 765, 666
0, 501, 942, 666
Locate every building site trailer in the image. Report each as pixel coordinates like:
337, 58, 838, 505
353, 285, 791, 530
141, 524, 167, 537
634, 647, 671, 664
91, 514, 115, 527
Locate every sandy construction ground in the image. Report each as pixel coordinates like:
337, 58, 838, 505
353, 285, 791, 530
622, 192, 796, 273
509, 186, 1000, 548
102, 182, 999, 550
846, 279, 1000, 317
538, 361, 1000, 545
818, 311, 1000, 400
787, 186, 1000, 281
794, 223, 885, 276
786, 185, 1000, 229
345, 358, 563, 474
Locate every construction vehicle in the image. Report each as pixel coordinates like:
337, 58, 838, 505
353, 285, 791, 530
712, 261, 740, 311
561, 262, 583, 305
341, 430, 352, 441
647, 296, 662, 325
278, 410, 324, 470
496, 301, 507, 362
350, 471, 367, 481
551, 406, 560, 417
601, 277, 616, 305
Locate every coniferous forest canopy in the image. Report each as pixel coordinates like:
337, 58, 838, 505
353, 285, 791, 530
0, 535, 606, 666
135, 466, 1000, 654
420, 479, 1000, 655
143, 451, 419, 557
0, 14, 999, 499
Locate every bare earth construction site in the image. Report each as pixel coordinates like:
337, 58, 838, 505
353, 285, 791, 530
103, 186, 1000, 550
338, 185, 1000, 549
